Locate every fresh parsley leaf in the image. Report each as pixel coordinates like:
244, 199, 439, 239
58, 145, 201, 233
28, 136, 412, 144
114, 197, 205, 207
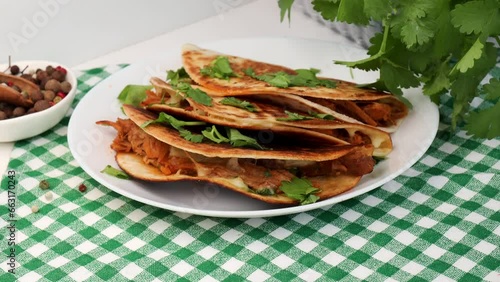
465, 101, 500, 139
141, 112, 206, 130
200, 56, 238, 80
220, 97, 257, 112
166, 67, 191, 86
308, 111, 335, 120
117, 85, 152, 106
101, 165, 129, 179
279, 177, 320, 205
276, 110, 313, 121
179, 129, 204, 143
176, 82, 213, 106
201, 125, 230, 143
226, 128, 264, 150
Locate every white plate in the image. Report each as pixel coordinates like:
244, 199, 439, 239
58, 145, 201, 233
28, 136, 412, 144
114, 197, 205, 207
68, 37, 439, 218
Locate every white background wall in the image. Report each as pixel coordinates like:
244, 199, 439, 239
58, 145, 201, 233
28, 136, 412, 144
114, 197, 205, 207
0, 0, 255, 67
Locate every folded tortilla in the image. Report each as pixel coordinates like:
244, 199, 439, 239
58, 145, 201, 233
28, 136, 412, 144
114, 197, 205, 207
98, 105, 375, 205
182, 44, 408, 132
147, 77, 392, 157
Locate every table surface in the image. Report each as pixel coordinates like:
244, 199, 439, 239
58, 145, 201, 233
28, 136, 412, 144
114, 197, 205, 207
1, 1, 499, 281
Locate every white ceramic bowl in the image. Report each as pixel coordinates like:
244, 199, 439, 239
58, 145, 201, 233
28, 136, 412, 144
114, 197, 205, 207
0, 60, 77, 142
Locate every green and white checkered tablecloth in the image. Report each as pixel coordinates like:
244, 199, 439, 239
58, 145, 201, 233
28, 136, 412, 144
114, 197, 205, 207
1, 65, 499, 282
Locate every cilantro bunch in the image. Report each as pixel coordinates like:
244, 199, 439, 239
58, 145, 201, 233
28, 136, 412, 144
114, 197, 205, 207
279, 0, 500, 139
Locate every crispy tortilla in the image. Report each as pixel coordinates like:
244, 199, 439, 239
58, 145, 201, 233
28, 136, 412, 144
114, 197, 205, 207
181, 43, 408, 131
115, 153, 361, 204
99, 106, 375, 205
123, 104, 357, 161
146, 80, 392, 157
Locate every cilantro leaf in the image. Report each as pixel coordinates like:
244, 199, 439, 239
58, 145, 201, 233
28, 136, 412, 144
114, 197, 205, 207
118, 85, 152, 106
483, 78, 500, 100
179, 129, 204, 143
279, 177, 320, 205
201, 125, 230, 143
465, 101, 500, 139
308, 111, 335, 120
200, 56, 238, 80
278, 0, 295, 22
226, 128, 264, 149
450, 0, 499, 35
451, 38, 484, 74
244, 68, 336, 88
364, 0, 392, 22
312, 0, 340, 21
166, 67, 191, 86
361, 60, 418, 108
141, 112, 206, 130
423, 58, 452, 96
220, 97, 257, 112
254, 188, 276, 196
277, 110, 313, 121
390, 0, 436, 48
337, 0, 369, 25
101, 165, 129, 179
176, 82, 213, 106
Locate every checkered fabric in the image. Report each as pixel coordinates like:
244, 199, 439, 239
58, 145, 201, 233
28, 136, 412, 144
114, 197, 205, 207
1, 64, 499, 282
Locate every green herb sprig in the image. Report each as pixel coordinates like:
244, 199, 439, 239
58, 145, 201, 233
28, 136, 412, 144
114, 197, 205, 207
244, 67, 336, 88
279, 0, 500, 139
200, 56, 239, 80
279, 177, 320, 205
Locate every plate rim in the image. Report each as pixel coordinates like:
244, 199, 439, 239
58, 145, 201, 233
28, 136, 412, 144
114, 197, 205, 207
68, 37, 439, 218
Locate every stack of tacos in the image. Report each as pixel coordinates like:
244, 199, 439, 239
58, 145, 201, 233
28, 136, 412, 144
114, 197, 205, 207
98, 44, 409, 206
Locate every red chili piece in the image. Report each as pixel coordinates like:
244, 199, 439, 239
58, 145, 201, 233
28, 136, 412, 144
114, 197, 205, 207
56, 92, 66, 98
7, 81, 14, 87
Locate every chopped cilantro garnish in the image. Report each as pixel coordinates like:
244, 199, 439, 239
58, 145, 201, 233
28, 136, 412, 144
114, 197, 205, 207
220, 97, 257, 112
276, 110, 313, 121
279, 177, 320, 205
179, 129, 204, 143
176, 82, 213, 106
308, 111, 335, 120
244, 67, 336, 88
201, 125, 230, 143
117, 85, 152, 106
141, 112, 206, 130
166, 67, 191, 86
226, 128, 264, 150
200, 56, 239, 80
101, 165, 129, 179
264, 170, 272, 178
